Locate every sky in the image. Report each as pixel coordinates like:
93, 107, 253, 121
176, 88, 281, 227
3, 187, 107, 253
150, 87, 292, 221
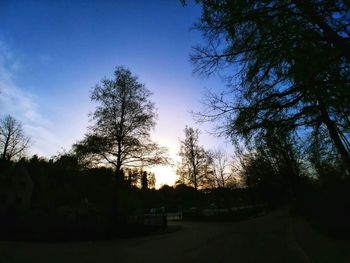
0, 0, 233, 188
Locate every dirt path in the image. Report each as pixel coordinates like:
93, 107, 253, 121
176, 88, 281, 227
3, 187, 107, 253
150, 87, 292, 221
0, 209, 344, 263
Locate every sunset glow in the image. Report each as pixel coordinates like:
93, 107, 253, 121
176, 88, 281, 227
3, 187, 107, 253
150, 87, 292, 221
0, 0, 231, 187
150, 165, 177, 189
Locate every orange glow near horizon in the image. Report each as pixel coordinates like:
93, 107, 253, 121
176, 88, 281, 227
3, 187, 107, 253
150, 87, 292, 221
150, 165, 177, 189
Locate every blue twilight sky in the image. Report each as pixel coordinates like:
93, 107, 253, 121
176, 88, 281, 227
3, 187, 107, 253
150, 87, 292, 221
0, 0, 233, 187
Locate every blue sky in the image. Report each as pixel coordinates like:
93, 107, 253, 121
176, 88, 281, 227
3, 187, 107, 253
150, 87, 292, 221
0, 0, 233, 187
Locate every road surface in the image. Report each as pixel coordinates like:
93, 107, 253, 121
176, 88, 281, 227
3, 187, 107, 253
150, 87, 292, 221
0, 209, 345, 263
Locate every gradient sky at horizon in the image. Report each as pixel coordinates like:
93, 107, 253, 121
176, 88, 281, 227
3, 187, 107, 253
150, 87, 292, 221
0, 0, 234, 187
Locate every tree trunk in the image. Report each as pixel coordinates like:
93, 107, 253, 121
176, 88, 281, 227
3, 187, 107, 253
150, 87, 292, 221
115, 146, 122, 182
191, 145, 198, 190
319, 101, 350, 172
193, 171, 198, 190
115, 160, 123, 185
2, 133, 10, 160
115, 89, 126, 184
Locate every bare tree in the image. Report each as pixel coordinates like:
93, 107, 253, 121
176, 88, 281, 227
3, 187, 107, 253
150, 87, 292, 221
0, 115, 30, 161
73, 66, 168, 180
177, 126, 209, 190
206, 149, 233, 188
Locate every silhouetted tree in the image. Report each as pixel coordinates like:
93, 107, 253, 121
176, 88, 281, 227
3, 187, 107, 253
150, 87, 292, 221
206, 149, 233, 188
54, 152, 79, 169
0, 115, 30, 161
124, 168, 138, 188
255, 127, 302, 199
141, 171, 148, 189
308, 124, 346, 181
190, 0, 350, 172
240, 151, 284, 205
74, 67, 168, 181
141, 170, 156, 190
177, 126, 210, 190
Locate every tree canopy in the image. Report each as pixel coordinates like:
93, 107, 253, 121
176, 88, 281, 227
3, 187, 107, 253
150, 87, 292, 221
191, 0, 350, 171
177, 126, 210, 189
74, 67, 168, 180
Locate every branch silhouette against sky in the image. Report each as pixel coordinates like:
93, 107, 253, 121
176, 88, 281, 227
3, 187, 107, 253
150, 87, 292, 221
0, 0, 233, 187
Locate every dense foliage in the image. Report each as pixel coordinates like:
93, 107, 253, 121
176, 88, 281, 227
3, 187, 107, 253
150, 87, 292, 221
192, 0, 350, 170
189, 0, 350, 236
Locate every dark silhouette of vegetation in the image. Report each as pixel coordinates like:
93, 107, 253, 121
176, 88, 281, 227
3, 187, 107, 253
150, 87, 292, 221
206, 149, 235, 188
124, 168, 156, 190
191, 0, 350, 171
0, 115, 30, 161
188, 0, 350, 237
0, 154, 262, 241
0, 155, 165, 241
73, 67, 168, 182
2, 1, 350, 244
177, 126, 210, 190
0, 66, 265, 242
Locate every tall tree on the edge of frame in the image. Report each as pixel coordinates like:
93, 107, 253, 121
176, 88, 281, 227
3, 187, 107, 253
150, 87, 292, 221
189, 0, 350, 171
74, 66, 168, 181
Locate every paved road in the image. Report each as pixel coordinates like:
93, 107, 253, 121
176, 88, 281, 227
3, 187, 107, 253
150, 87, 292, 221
0, 209, 312, 263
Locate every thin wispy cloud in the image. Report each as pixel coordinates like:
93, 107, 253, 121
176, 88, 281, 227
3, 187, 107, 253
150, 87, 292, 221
0, 40, 61, 157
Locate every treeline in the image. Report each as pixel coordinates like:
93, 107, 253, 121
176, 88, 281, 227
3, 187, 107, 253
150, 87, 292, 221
0, 154, 262, 241
0, 154, 160, 240
0, 66, 264, 241
2, 0, 350, 239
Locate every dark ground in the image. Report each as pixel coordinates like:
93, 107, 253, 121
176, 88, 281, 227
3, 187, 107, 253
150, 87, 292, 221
1, 209, 349, 263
